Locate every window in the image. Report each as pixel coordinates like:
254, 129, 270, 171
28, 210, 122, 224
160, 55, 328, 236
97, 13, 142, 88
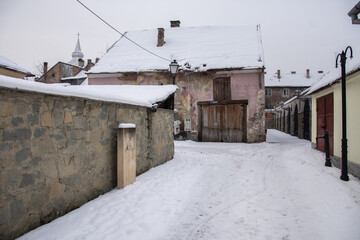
213, 77, 231, 101
282, 88, 290, 97
265, 89, 272, 97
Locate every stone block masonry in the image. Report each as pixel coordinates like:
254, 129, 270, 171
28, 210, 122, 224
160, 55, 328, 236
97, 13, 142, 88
0, 87, 174, 239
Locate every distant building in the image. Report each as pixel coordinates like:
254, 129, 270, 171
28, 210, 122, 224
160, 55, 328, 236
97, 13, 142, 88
264, 69, 324, 109
0, 55, 34, 79
37, 34, 94, 85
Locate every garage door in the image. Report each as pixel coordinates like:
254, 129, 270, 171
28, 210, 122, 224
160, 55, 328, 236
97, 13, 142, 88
200, 102, 247, 142
316, 93, 334, 155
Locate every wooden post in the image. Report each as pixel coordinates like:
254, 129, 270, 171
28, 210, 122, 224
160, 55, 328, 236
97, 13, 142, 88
117, 123, 136, 189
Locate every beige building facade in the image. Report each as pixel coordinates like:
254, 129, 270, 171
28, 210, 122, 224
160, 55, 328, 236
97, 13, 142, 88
310, 66, 360, 178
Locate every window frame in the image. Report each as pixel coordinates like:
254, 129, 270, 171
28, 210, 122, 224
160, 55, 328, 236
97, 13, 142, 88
282, 88, 290, 97
265, 88, 272, 97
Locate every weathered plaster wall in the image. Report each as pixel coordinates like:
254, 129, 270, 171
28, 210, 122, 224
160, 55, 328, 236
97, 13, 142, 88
231, 72, 265, 142
88, 70, 265, 143
0, 87, 174, 239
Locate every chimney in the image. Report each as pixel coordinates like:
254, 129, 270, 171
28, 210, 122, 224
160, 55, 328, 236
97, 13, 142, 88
86, 59, 92, 71
95, 57, 100, 63
43, 62, 48, 73
170, 20, 181, 28
277, 69, 281, 79
157, 28, 165, 47
306, 69, 310, 78
291, 71, 296, 74
78, 59, 84, 67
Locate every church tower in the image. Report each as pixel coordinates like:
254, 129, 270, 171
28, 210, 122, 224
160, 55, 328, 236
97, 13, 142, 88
68, 33, 84, 66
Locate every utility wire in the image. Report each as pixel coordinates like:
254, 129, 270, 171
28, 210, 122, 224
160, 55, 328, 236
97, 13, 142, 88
76, 0, 171, 62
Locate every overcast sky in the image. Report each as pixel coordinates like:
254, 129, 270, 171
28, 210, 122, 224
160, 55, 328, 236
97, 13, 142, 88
0, 0, 359, 76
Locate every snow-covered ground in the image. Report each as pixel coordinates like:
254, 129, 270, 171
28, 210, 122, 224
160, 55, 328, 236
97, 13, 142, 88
19, 130, 360, 240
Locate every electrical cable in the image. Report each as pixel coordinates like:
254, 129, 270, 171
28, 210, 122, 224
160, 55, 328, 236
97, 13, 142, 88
76, 0, 171, 62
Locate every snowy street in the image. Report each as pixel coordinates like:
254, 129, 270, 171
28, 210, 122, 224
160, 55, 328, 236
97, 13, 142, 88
19, 130, 360, 240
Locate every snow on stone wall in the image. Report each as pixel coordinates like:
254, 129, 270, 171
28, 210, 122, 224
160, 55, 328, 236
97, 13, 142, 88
0, 86, 174, 239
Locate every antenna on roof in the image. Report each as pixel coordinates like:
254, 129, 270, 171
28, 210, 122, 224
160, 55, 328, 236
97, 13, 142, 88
76, 0, 171, 63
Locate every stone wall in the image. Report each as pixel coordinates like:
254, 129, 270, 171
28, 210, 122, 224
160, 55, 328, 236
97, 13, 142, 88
0, 87, 174, 239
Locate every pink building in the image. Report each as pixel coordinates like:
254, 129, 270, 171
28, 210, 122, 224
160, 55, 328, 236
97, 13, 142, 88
87, 21, 265, 142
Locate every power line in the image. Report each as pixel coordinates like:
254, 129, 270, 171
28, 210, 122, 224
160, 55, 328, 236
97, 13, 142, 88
76, 0, 171, 62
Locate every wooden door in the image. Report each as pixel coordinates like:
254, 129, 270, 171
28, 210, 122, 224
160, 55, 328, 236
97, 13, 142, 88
316, 93, 334, 154
213, 77, 231, 101
201, 103, 246, 142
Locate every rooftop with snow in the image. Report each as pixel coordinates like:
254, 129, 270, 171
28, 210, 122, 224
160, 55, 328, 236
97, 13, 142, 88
0, 55, 33, 75
265, 70, 325, 87
0, 76, 177, 108
307, 56, 360, 95
88, 24, 264, 74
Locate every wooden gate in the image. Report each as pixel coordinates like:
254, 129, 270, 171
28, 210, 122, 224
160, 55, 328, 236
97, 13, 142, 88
316, 93, 334, 155
199, 100, 247, 142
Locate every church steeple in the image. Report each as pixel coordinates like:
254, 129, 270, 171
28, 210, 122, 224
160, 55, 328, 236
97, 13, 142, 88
68, 33, 84, 66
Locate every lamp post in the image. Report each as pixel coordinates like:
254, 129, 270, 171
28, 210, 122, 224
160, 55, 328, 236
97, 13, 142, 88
336, 46, 353, 181
169, 60, 179, 85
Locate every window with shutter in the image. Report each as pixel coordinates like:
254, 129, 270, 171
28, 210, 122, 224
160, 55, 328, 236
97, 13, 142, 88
213, 77, 231, 101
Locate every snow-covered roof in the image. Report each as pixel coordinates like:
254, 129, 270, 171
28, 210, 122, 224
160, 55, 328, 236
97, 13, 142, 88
88, 25, 264, 74
307, 57, 360, 95
0, 75, 177, 108
265, 71, 324, 87
61, 70, 87, 81
0, 55, 33, 75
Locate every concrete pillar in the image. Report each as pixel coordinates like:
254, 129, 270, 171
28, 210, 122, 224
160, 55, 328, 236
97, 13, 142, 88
117, 123, 136, 189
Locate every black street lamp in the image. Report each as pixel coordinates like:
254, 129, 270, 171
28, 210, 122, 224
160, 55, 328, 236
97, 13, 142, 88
336, 46, 353, 181
169, 60, 179, 85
